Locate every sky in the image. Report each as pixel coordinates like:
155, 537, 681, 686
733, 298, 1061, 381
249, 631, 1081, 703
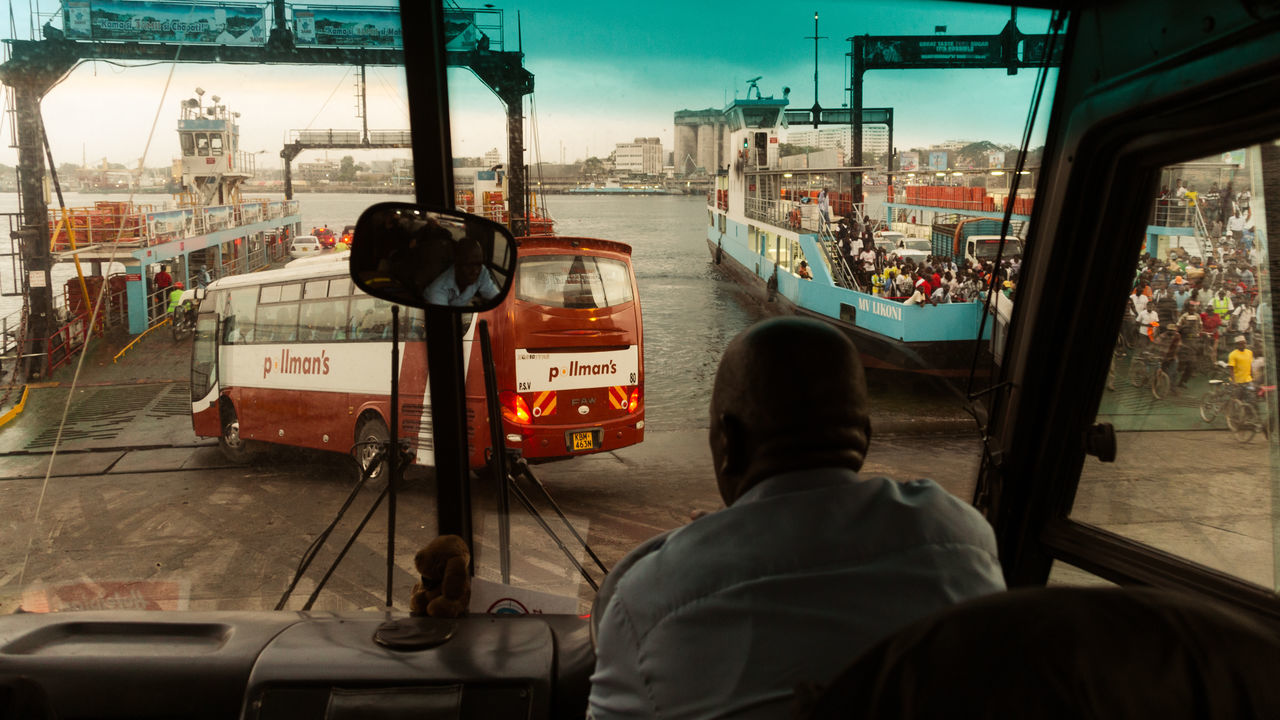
3, 0, 1059, 169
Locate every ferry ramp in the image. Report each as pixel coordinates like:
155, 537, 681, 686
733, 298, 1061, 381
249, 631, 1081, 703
0, 325, 206, 456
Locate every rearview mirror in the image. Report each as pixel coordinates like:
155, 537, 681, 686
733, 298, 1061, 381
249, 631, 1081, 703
349, 202, 517, 312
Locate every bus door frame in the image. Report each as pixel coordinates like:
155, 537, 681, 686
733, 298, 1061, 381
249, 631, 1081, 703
979, 1, 1280, 621
191, 310, 222, 437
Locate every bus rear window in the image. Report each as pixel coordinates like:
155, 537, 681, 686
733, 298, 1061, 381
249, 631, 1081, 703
516, 255, 634, 309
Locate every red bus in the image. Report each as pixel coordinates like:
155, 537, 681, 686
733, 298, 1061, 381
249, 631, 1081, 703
464, 236, 645, 467
190, 238, 643, 471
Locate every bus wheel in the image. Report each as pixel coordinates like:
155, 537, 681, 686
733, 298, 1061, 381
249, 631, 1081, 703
219, 404, 257, 463
355, 416, 390, 480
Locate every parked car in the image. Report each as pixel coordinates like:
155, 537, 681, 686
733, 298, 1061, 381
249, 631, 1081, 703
339, 224, 356, 247
313, 226, 337, 249
289, 235, 322, 259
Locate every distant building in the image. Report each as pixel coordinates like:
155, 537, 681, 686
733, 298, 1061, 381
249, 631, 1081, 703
935, 139, 971, 151
674, 108, 728, 175
484, 147, 501, 167
392, 158, 414, 187
784, 126, 889, 159
615, 137, 664, 175
298, 159, 341, 183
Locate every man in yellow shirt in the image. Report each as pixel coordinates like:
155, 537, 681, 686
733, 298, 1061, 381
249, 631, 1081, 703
1228, 335, 1254, 385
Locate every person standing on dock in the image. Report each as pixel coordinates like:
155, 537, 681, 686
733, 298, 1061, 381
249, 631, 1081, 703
153, 265, 172, 320
818, 187, 831, 228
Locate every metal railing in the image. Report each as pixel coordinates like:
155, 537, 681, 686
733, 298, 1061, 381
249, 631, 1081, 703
817, 222, 859, 291
48, 198, 301, 253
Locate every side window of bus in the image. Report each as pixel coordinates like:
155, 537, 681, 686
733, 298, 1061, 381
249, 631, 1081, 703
350, 295, 393, 341
298, 279, 342, 342
258, 283, 301, 343
224, 287, 257, 344
401, 308, 426, 341
1070, 142, 1275, 590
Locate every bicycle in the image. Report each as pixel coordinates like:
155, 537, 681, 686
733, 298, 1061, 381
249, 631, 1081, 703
171, 301, 196, 341
1225, 384, 1276, 443
1128, 350, 1171, 399
1198, 362, 1235, 422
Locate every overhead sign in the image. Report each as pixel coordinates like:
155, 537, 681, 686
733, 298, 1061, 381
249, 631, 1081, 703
987, 150, 1006, 168
64, 1, 269, 44
900, 151, 920, 172
293, 5, 401, 48
929, 152, 949, 171
445, 10, 483, 51
856, 28, 1063, 71
863, 35, 1002, 67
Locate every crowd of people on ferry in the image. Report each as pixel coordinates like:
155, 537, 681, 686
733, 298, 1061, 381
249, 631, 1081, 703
1125, 200, 1264, 396
822, 215, 1020, 306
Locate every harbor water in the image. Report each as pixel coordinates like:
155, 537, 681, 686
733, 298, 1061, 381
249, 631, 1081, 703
0, 191, 971, 433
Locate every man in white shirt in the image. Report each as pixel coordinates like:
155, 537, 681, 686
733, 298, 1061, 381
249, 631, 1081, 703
588, 318, 1005, 719
1136, 305, 1161, 343
423, 237, 500, 307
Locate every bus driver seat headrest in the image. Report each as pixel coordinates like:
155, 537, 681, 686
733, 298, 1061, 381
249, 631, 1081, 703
794, 586, 1280, 719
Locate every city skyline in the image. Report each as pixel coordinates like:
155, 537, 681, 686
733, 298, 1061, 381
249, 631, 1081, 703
2, 1, 1057, 171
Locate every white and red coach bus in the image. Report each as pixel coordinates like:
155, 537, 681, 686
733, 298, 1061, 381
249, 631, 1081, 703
190, 237, 644, 472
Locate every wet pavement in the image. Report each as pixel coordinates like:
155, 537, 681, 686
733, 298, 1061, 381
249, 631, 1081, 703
0, 323, 1275, 614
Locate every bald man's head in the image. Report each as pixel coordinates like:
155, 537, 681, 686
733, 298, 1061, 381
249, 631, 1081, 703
709, 318, 871, 505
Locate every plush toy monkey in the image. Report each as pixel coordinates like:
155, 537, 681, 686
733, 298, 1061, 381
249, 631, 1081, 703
409, 534, 471, 618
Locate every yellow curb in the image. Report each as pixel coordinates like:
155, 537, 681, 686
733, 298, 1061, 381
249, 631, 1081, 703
0, 386, 30, 429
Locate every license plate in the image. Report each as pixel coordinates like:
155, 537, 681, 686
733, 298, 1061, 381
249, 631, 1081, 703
569, 430, 597, 452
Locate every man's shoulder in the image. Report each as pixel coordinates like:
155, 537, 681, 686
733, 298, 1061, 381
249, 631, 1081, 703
608, 472, 996, 619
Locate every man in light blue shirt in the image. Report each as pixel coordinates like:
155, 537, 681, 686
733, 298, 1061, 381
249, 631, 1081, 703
588, 317, 1006, 719
424, 237, 499, 307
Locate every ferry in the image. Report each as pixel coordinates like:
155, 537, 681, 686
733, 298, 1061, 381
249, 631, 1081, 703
567, 180, 675, 196
23, 94, 303, 374
706, 91, 1028, 375
454, 166, 555, 235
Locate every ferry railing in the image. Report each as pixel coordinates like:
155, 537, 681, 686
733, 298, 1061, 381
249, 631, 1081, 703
818, 223, 860, 291
246, 243, 269, 272
745, 197, 790, 228
45, 311, 92, 376
0, 304, 25, 363
1151, 198, 1196, 228
1190, 203, 1217, 260
47, 198, 303, 254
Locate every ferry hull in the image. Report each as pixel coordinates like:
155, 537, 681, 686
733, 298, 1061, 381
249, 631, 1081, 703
706, 238, 989, 376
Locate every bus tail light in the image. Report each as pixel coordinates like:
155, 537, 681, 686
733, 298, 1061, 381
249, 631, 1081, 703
499, 391, 532, 424
628, 386, 641, 413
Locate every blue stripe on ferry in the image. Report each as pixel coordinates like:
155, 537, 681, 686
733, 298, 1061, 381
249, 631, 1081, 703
712, 222, 989, 343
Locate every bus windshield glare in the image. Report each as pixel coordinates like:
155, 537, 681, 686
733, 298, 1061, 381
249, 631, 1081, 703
516, 254, 635, 309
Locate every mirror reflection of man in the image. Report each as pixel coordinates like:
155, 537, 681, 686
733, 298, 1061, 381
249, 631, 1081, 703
424, 236, 499, 307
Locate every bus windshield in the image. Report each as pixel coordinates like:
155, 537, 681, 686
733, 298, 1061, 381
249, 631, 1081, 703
516, 254, 635, 309
973, 238, 1023, 258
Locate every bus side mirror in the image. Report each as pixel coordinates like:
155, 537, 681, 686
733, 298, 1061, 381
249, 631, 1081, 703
349, 202, 517, 312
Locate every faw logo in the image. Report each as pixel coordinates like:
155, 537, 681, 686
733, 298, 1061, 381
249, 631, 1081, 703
264, 349, 331, 378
